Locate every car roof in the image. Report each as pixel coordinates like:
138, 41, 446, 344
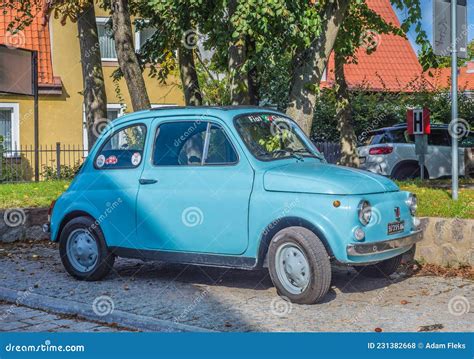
370, 123, 449, 133
110, 105, 284, 127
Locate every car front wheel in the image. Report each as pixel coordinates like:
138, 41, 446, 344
59, 216, 115, 281
268, 227, 331, 304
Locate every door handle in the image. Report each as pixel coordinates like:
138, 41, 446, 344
139, 178, 158, 185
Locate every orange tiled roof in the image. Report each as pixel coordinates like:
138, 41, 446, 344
0, 4, 59, 88
323, 0, 424, 92
425, 65, 474, 91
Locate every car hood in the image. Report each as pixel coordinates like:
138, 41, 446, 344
263, 162, 399, 195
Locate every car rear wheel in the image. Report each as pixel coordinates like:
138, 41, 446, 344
268, 227, 331, 304
392, 164, 429, 180
353, 253, 403, 278
59, 216, 115, 281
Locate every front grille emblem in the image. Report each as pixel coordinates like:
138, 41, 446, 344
394, 206, 401, 220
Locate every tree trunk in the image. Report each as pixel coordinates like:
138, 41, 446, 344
334, 51, 359, 167
228, 0, 249, 105
77, 1, 107, 150
178, 46, 203, 106
111, 0, 150, 111
246, 36, 259, 106
286, 0, 350, 135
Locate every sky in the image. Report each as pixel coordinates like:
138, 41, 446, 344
394, 0, 474, 55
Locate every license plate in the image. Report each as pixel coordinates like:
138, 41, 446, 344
387, 220, 405, 235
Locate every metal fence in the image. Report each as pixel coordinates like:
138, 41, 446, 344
314, 141, 341, 164
0, 143, 86, 183
0, 141, 341, 183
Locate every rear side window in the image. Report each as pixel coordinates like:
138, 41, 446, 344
460, 133, 474, 148
366, 129, 413, 145
95, 124, 146, 169
153, 121, 238, 166
428, 130, 450, 146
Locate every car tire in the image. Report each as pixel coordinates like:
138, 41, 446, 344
59, 216, 115, 281
268, 227, 331, 304
392, 164, 420, 180
353, 253, 403, 278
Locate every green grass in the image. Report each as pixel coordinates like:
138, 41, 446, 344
397, 180, 473, 219
0, 181, 70, 209
0, 179, 472, 219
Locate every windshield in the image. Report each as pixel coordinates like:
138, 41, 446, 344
234, 113, 322, 161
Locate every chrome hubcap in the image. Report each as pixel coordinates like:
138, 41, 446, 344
66, 229, 98, 272
275, 243, 310, 294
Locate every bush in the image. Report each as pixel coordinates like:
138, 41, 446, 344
42, 162, 82, 181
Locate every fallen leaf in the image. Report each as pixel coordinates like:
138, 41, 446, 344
374, 327, 383, 332
417, 324, 444, 332
400, 300, 409, 305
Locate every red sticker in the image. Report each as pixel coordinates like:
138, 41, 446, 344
105, 155, 118, 165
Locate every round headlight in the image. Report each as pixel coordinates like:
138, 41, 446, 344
358, 200, 372, 226
406, 193, 417, 216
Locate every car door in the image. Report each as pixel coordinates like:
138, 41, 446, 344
136, 117, 254, 255
84, 123, 148, 248
426, 129, 454, 178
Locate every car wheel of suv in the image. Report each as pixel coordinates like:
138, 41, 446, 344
353, 253, 403, 278
392, 164, 420, 180
268, 227, 331, 304
59, 216, 115, 281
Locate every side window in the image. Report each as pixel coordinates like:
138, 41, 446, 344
428, 130, 450, 146
153, 122, 238, 166
205, 124, 238, 164
459, 133, 474, 148
95, 124, 146, 169
154, 122, 207, 166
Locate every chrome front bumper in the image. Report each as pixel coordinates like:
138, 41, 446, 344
347, 230, 423, 257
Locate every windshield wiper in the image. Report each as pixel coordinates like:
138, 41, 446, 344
293, 148, 324, 160
271, 149, 304, 162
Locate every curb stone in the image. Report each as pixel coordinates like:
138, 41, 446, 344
0, 286, 214, 333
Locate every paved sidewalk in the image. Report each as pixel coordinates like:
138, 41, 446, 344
0, 242, 472, 332
0, 302, 132, 332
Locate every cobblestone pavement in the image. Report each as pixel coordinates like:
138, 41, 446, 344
0, 302, 132, 332
0, 242, 472, 332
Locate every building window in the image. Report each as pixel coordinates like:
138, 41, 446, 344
0, 103, 20, 153
97, 17, 157, 61
135, 25, 156, 50
97, 18, 117, 61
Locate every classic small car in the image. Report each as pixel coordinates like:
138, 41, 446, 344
45, 106, 422, 304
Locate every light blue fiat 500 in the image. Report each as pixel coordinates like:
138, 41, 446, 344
46, 106, 422, 304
